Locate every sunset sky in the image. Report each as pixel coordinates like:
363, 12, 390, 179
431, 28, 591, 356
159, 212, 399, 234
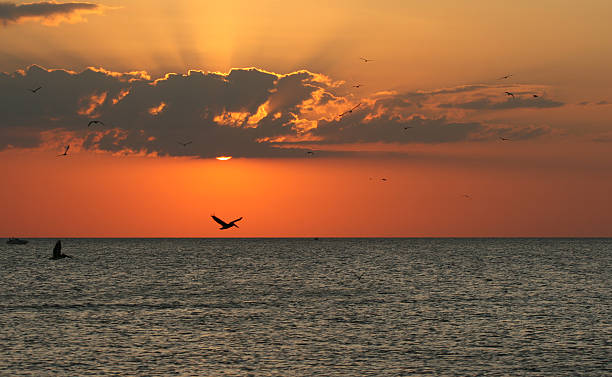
1, 0, 611, 237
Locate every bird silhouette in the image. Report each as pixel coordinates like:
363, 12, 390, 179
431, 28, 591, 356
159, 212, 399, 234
50, 240, 72, 260
499, 137, 511, 141
532, 94, 539, 98
404, 126, 413, 130
57, 145, 70, 157
88, 120, 104, 127
498, 74, 513, 80
339, 103, 362, 117
306, 151, 314, 156
360, 57, 375, 63
505, 91, 515, 99
28, 86, 42, 93
353, 84, 364, 88
211, 215, 243, 230
178, 141, 193, 147
463, 194, 472, 199
381, 178, 388, 182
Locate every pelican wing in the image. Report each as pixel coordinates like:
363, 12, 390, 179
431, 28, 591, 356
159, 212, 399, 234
211, 215, 229, 227
230, 217, 243, 224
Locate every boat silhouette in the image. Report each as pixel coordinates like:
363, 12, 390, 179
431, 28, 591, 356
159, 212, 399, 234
7, 238, 28, 245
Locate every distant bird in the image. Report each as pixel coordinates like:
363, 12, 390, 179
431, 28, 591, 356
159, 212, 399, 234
532, 94, 539, 98
339, 103, 362, 117
178, 141, 192, 147
504, 91, 515, 99
50, 240, 72, 260
498, 74, 513, 80
463, 194, 472, 199
57, 145, 70, 157
306, 151, 314, 156
404, 126, 413, 130
353, 84, 364, 88
381, 178, 388, 182
28, 86, 42, 93
499, 137, 511, 141
88, 120, 104, 127
211, 215, 243, 230
360, 57, 375, 63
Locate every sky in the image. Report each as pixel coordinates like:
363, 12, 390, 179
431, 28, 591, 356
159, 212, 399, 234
1, 0, 611, 237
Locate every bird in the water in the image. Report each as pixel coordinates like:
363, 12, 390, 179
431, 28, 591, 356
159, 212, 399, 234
339, 103, 362, 117
57, 145, 70, 157
28, 86, 42, 93
211, 215, 243, 230
50, 240, 72, 260
498, 74, 513, 80
505, 91, 515, 99
360, 57, 375, 63
88, 120, 104, 127
178, 141, 192, 147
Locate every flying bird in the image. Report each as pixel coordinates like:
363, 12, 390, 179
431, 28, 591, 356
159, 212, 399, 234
57, 145, 70, 157
353, 84, 364, 88
306, 151, 314, 156
339, 103, 362, 117
532, 94, 539, 98
499, 137, 511, 141
88, 120, 104, 127
381, 178, 388, 182
50, 240, 72, 260
463, 194, 472, 199
28, 86, 42, 93
178, 141, 193, 147
404, 126, 414, 130
498, 74, 513, 80
359, 57, 375, 63
211, 215, 243, 230
504, 91, 515, 99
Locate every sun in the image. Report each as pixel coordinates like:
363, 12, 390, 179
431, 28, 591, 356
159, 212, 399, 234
216, 156, 232, 161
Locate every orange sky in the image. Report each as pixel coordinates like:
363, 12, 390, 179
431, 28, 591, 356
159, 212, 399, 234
1, 1, 611, 237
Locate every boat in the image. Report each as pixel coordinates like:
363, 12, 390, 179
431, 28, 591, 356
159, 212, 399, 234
7, 238, 28, 245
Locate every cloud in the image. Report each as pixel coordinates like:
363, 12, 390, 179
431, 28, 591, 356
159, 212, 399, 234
0, 1, 102, 26
0, 65, 560, 157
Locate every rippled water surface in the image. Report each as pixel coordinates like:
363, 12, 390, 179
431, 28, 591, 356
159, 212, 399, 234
1, 238, 610, 376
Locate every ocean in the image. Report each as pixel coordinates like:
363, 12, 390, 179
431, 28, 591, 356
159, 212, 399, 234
0, 238, 610, 376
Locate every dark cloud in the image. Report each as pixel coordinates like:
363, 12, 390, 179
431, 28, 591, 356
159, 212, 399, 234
0, 65, 559, 158
0, 1, 100, 26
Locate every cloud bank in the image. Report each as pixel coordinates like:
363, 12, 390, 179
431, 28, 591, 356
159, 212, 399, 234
0, 65, 563, 157
0, 1, 101, 26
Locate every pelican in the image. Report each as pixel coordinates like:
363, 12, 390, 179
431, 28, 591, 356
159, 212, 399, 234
360, 57, 375, 63
211, 215, 243, 230
178, 141, 193, 147
28, 86, 42, 93
88, 120, 104, 127
339, 103, 362, 117
505, 91, 515, 99
50, 240, 72, 260
57, 145, 70, 157
498, 74, 513, 80
533, 94, 539, 98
